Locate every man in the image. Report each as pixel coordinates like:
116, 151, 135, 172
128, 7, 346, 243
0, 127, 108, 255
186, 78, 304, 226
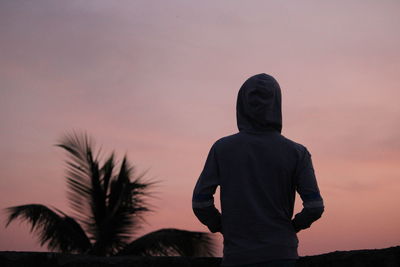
192, 73, 324, 267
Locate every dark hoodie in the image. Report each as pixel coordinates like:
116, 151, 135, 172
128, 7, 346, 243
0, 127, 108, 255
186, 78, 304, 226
192, 73, 324, 266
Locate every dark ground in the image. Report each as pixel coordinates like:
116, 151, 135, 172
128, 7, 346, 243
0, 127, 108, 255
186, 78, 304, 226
0, 246, 399, 267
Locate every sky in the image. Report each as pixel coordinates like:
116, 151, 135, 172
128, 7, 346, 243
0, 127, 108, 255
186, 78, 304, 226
1, 0, 399, 257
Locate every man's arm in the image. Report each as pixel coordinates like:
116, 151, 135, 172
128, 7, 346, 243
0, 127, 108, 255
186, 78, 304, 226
292, 146, 324, 233
192, 142, 222, 233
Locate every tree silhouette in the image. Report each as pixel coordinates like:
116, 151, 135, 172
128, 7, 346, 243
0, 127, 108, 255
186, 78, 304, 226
4, 130, 215, 257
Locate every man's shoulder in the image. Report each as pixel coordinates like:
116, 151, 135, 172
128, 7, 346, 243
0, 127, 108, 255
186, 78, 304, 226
217, 132, 241, 141
206, 133, 241, 151
280, 134, 308, 154
213, 132, 243, 146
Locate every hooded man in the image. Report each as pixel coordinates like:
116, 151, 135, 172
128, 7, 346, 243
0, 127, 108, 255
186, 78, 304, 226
192, 73, 324, 267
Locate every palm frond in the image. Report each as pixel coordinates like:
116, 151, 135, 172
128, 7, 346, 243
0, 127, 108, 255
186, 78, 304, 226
54, 130, 109, 243
117, 228, 216, 257
108, 160, 155, 224
90, 156, 155, 256
54, 130, 97, 227
3, 204, 91, 253
53, 130, 160, 256
100, 152, 115, 197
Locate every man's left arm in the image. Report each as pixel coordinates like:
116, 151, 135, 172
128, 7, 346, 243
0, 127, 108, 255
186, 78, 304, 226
192, 142, 222, 233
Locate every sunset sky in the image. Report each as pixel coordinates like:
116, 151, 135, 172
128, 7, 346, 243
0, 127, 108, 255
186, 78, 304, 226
1, 0, 399, 256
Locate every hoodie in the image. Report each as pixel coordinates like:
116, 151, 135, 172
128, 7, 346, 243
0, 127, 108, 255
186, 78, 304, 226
192, 73, 324, 266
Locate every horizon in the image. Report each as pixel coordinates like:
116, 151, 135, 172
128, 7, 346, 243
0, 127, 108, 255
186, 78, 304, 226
1, 0, 399, 257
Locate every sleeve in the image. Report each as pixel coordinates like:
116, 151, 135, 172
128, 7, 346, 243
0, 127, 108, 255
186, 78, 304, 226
292, 146, 325, 233
192, 142, 222, 233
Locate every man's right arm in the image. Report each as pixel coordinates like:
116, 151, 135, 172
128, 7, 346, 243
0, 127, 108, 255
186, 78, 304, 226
292, 146, 324, 232
192, 142, 222, 233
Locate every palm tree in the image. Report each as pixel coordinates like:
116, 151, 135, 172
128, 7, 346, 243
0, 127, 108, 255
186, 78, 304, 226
3, 130, 215, 257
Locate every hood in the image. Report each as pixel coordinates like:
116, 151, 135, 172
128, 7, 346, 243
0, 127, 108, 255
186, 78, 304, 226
236, 73, 282, 133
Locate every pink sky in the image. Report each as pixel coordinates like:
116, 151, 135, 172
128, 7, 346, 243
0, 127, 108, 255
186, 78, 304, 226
1, 0, 399, 256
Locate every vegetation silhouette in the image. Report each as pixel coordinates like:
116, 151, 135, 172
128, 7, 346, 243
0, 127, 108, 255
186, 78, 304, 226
4, 130, 215, 257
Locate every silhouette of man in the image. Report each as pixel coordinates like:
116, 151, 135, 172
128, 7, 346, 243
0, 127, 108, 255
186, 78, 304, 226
192, 73, 324, 267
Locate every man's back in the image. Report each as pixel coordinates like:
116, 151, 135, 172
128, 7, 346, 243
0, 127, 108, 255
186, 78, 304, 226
192, 74, 324, 266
